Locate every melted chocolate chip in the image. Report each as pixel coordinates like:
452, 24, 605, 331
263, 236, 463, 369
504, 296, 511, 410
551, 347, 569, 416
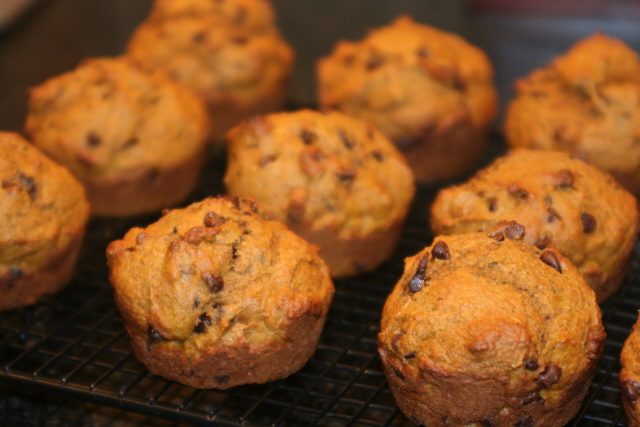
232, 196, 241, 210
623, 380, 640, 403
536, 363, 562, 387
392, 367, 405, 381
86, 131, 101, 147
193, 313, 212, 334
338, 130, 355, 149
488, 220, 525, 241
546, 206, 562, 222
408, 253, 429, 293
391, 333, 402, 352
507, 185, 528, 199
371, 150, 384, 162
581, 213, 597, 233
18, 173, 36, 200
524, 359, 539, 371
300, 129, 316, 145
432, 241, 451, 260
202, 272, 224, 292
214, 375, 230, 385
193, 298, 201, 309
336, 167, 357, 182
554, 169, 574, 189
204, 211, 226, 228
540, 251, 562, 273
366, 56, 384, 71
535, 237, 552, 250
147, 326, 163, 343
403, 351, 417, 360
522, 392, 543, 406
487, 197, 498, 212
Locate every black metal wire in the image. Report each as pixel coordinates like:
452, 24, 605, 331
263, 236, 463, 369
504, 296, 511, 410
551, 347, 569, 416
0, 150, 638, 426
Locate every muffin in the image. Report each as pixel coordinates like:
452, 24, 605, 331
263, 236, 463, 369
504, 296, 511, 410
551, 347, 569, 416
317, 15, 498, 183
25, 56, 210, 217
504, 32, 640, 196
126, 6, 294, 142
224, 109, 415, 277
0, 132, 90, 311
430, 148, 639, 303
145, 0, 276, 34
106, 196, 334, 389
621, 313, 640, 427
379, 222, 605, 427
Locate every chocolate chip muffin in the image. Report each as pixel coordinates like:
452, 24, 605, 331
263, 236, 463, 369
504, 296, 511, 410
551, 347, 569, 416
0, 132, 90, 311
317, 15, 498, 183
621, 313, 640, 427
224, 109, 415, 277
25, 56, 210, 217
430, 148, 638, 303
504, 32, 640, 196
146, 0, 276, 34
126, 5, 294, 142
379, 222, 605, 427
106, 196, 334, 389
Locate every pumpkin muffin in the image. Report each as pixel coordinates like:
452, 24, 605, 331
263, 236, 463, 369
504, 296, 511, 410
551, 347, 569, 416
106, 196, 334, 389
25, 56, 210, 217
0, 132, 90, 311
317, 15, 498, 183
379, 222, 605, 427
621, 313, 640, 427
504, 32, 640, 196
126, 6, 294, 142
224, 109, 415, 277
430, 148, 638, 303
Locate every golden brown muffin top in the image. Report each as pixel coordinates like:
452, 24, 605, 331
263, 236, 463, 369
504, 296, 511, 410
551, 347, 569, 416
0, 131, 90, 270
126, 13, 293, 108
224, 109, 415, 238
430, 148, 639, 302
106, 196, 334, 358
379, 225, 605, 407
317, 15, 497, 142
504, 33, 640, 188
146, 0, 276, 34
25, 56, 210, 181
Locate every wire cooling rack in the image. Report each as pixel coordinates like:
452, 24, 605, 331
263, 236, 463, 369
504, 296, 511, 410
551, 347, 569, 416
0, 152, 638, 427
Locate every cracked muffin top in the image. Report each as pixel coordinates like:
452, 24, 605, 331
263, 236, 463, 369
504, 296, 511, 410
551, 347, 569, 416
430, 148, 638, 303
504, 32, 640, 196
379, 223, 605, 426
106, 196, 334, 358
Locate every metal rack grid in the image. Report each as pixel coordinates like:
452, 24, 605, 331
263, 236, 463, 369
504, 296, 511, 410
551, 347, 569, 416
0, 163, 638, 427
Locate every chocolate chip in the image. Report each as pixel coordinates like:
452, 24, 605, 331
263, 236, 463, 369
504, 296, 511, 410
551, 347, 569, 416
408, 253, 429, 293
136, 233, 148, 245
122, 137, 138, 149
391, 333, 402, 352
202, 272, 224, 292
515, 417, 533, 427
193, 313, 212, 334
371, 150, 384, 161
581, 213, 597, 233
403, 351, 416, 360
623, 380, 640, 403
300, 129, 316, 145
554, 169, 574, 189
232, 196, 241, 210
507, 185, 528, 199
540, 250, 562, 273
546, 206, 562, 222
536, 363, 561, 387
366, 56, 384, 71
522, 392, 543, 406
86, 131, 101, 147
487, 197, 497, 212
259, 154, 277, 166
172, 226, 178, 234
535, 237, 552, 249
338, 130, 355, 149
524, 359, 539, 371
336, 167, 357, 182
192, 31, 206, 43
17, 173, 36, 200
586, 330, 606, 360
432, 241, 451, 260
392, 368, 405, 381
214, 375, 230, 385
204, 211, 226, 228
479, 420, 492, 427
193, 298, 200, 309
489, 231, 504, 242
147, 326, 163, 343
